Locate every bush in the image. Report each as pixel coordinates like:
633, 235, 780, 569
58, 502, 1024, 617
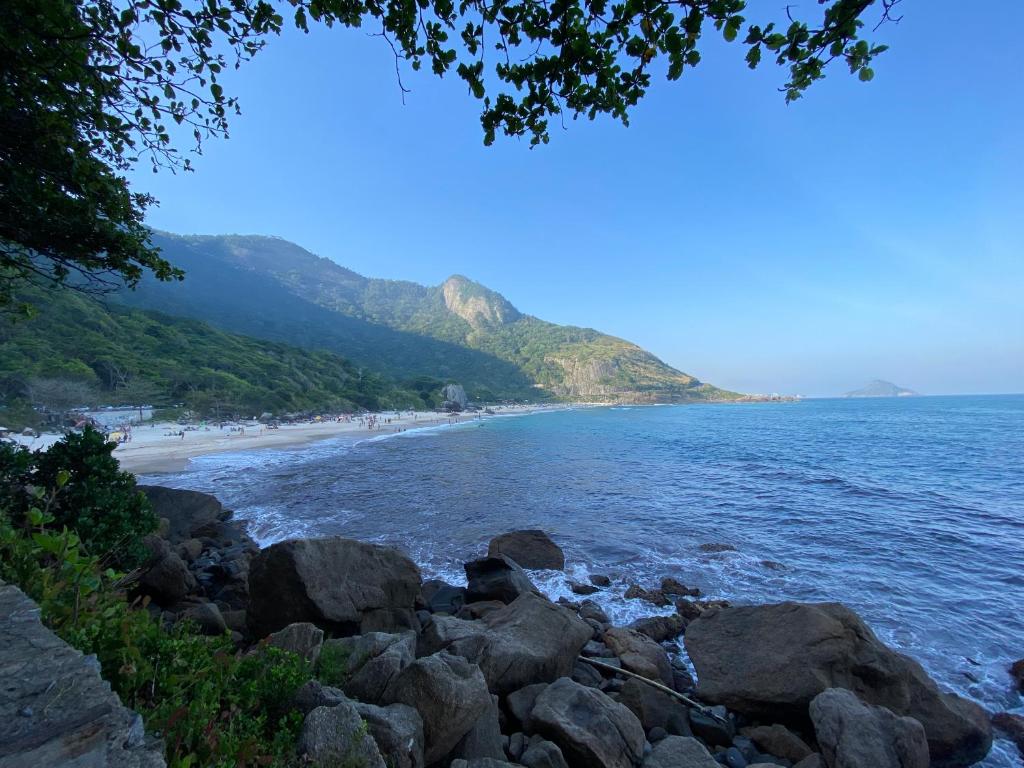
0, 426, 155, 567
0, 489, 312, 768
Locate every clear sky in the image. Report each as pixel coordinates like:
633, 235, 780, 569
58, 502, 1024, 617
128, 0, 1023, 397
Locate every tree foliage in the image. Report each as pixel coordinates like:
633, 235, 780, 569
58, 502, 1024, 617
2, 0, 900, 303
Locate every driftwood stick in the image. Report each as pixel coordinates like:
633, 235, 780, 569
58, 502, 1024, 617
577, 655, 727, 724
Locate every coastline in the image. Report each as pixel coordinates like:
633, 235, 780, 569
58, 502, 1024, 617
112, 404, 571, 474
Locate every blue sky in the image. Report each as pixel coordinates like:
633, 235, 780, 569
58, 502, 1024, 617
129, 1, 1023, 397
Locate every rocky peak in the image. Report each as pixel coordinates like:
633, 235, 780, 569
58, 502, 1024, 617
441, 275, 520, 329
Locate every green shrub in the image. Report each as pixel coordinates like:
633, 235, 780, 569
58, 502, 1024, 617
0, 426, 155, 567
316, 641, 354, 688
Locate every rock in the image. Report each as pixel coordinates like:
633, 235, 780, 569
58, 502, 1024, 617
140, 535, 196, 604
450, 760, 513, 768
582, 640, 614, 658
674, 598, 730, 621
266, 621, 324, 664
442, 383, 470, 410
521, 736, 570, 768
578, 600, 610, 625
321, 631, 416, 703
603, 627, 673, 686
508, 683, 549, 732
352, 700, 425, 768
992, 712, 1024, 755
452, 694, 506, 762
629, 614, 687, 643
178, 601, 226, 635
509, 732, 528, 760
660, 577, 700, 597
617, 678, 692, 736
688, 707, 734, 747
298, 702, 386, 767
794, 756, 825, 768
1010, 659, 1024, 692
384, 651, 492, 764
589, 574, 612, 587
698, 543, 736, 553
624, 584, 671, 607
178, 538, 203, 562
457, 600, 507, 621
222, 608, 247, 633
422, 593, 593, 695
569, 581, 599, 596
247, 536, 421, 638
810, 688, 929, 768
489, 530, 566, 570
422, 579, 467, 614
465, 554, 539, 604
0, 580, 166, 767
721, 746, 747, 768
684, 602, 992, 768
642, 735, 719, 768
671, 667, 694, 694
741, 724, 813, 763
531, 677, 646, 768
292, 680, 347, 714
571, 659, 604, 688
139, 485, 227, 543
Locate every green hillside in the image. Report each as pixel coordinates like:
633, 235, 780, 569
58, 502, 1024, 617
0, 286, 432, 425
118, 233, 740, 403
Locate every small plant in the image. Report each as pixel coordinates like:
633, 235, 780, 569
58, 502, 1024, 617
316, 641, 354, 688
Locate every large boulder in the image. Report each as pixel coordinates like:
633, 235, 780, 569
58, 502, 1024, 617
521, 735, 570, 768
465, 554, 539, 604
603, 627, 672, 686
266, 621, 324, 664
488, 530, 565, 570
138, 485, 226, 543
684, 602, 992, 767
741, 724, 814, 763
384, 651, 492, 765
642, 736, 718, 768
247, 537, 421, 638
629, 614, 687, 643
530, 677, 645, 768
421, 592, 593, 694
139, 535, 196, 604
321, 631, 416, 703
298, 702, 386, 767
351, 700, 425, 768
617, 678, 691, 736
451, 694, 506, 762
810, 688, 929, 768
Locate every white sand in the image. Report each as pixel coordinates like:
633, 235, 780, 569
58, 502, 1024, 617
111, 405, 560, 474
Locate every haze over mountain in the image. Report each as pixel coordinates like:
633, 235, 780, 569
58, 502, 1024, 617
116, 233, 738, 403
844, 380, 919, 398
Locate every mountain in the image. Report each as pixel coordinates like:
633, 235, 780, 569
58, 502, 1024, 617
0, 285, 427, 425
843, 380, 919, 398
116, 233, 739, 403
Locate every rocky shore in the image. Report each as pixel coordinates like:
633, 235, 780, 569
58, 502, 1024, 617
4, 486, 1008, 768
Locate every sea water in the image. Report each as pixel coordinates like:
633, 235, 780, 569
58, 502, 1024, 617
143, 395, 1024, 766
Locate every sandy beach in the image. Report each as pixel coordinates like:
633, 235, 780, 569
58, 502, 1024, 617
109, 405, 562, 474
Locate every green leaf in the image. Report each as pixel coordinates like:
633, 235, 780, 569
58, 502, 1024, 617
858, 67, 874, 82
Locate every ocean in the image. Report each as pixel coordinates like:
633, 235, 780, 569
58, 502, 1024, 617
142, 394, 1024, 766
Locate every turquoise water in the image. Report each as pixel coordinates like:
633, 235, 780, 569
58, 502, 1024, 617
146, 395, 1024, 766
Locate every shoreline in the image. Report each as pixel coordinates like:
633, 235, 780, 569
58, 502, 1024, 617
112, 404, 573, 475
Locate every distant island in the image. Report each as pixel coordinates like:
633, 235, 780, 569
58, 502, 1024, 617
843, 379, 919, 398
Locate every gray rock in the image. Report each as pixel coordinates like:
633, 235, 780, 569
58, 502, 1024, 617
247, 536, 422, 637
442, 383, 470, 409
384, 651, 492, 764
465, 554, 540, 604
352, 700, 425, 768
578, 600, 610, 625
509, 732, 528, 760
530, 677, 645, 768
138, 485, 226, 543
571, 659, 604, 688
298, 702, 385, 767
0, 580, 166, 767
589, 574, 612, 587
617, 678, 692, 736
177, 601, 226, 635
450, 760, 514, 768
629, 614, 687, 643
685, 602, 991, 768
642, 735, 718, 768
793, 756, 825, 768
810, 688, 929, 768
508, 683, 549, 732
178, 538, 203, 562
521, 736, 570, 768
266, 621, 324, 664
688, 707, 734, 747
422, 579, 467, 614
660, 577, 700, 597
489, 530, 565, 570
603, 627, 673, 686
322, 630, 416, 703
452, 694, 506, 762
292, 680, 347, 715
741, 724, 814, 763
457, 600, 507, 621
569, 581, 600, 596
421, 593, 593, 695
139, 536, 196, 604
